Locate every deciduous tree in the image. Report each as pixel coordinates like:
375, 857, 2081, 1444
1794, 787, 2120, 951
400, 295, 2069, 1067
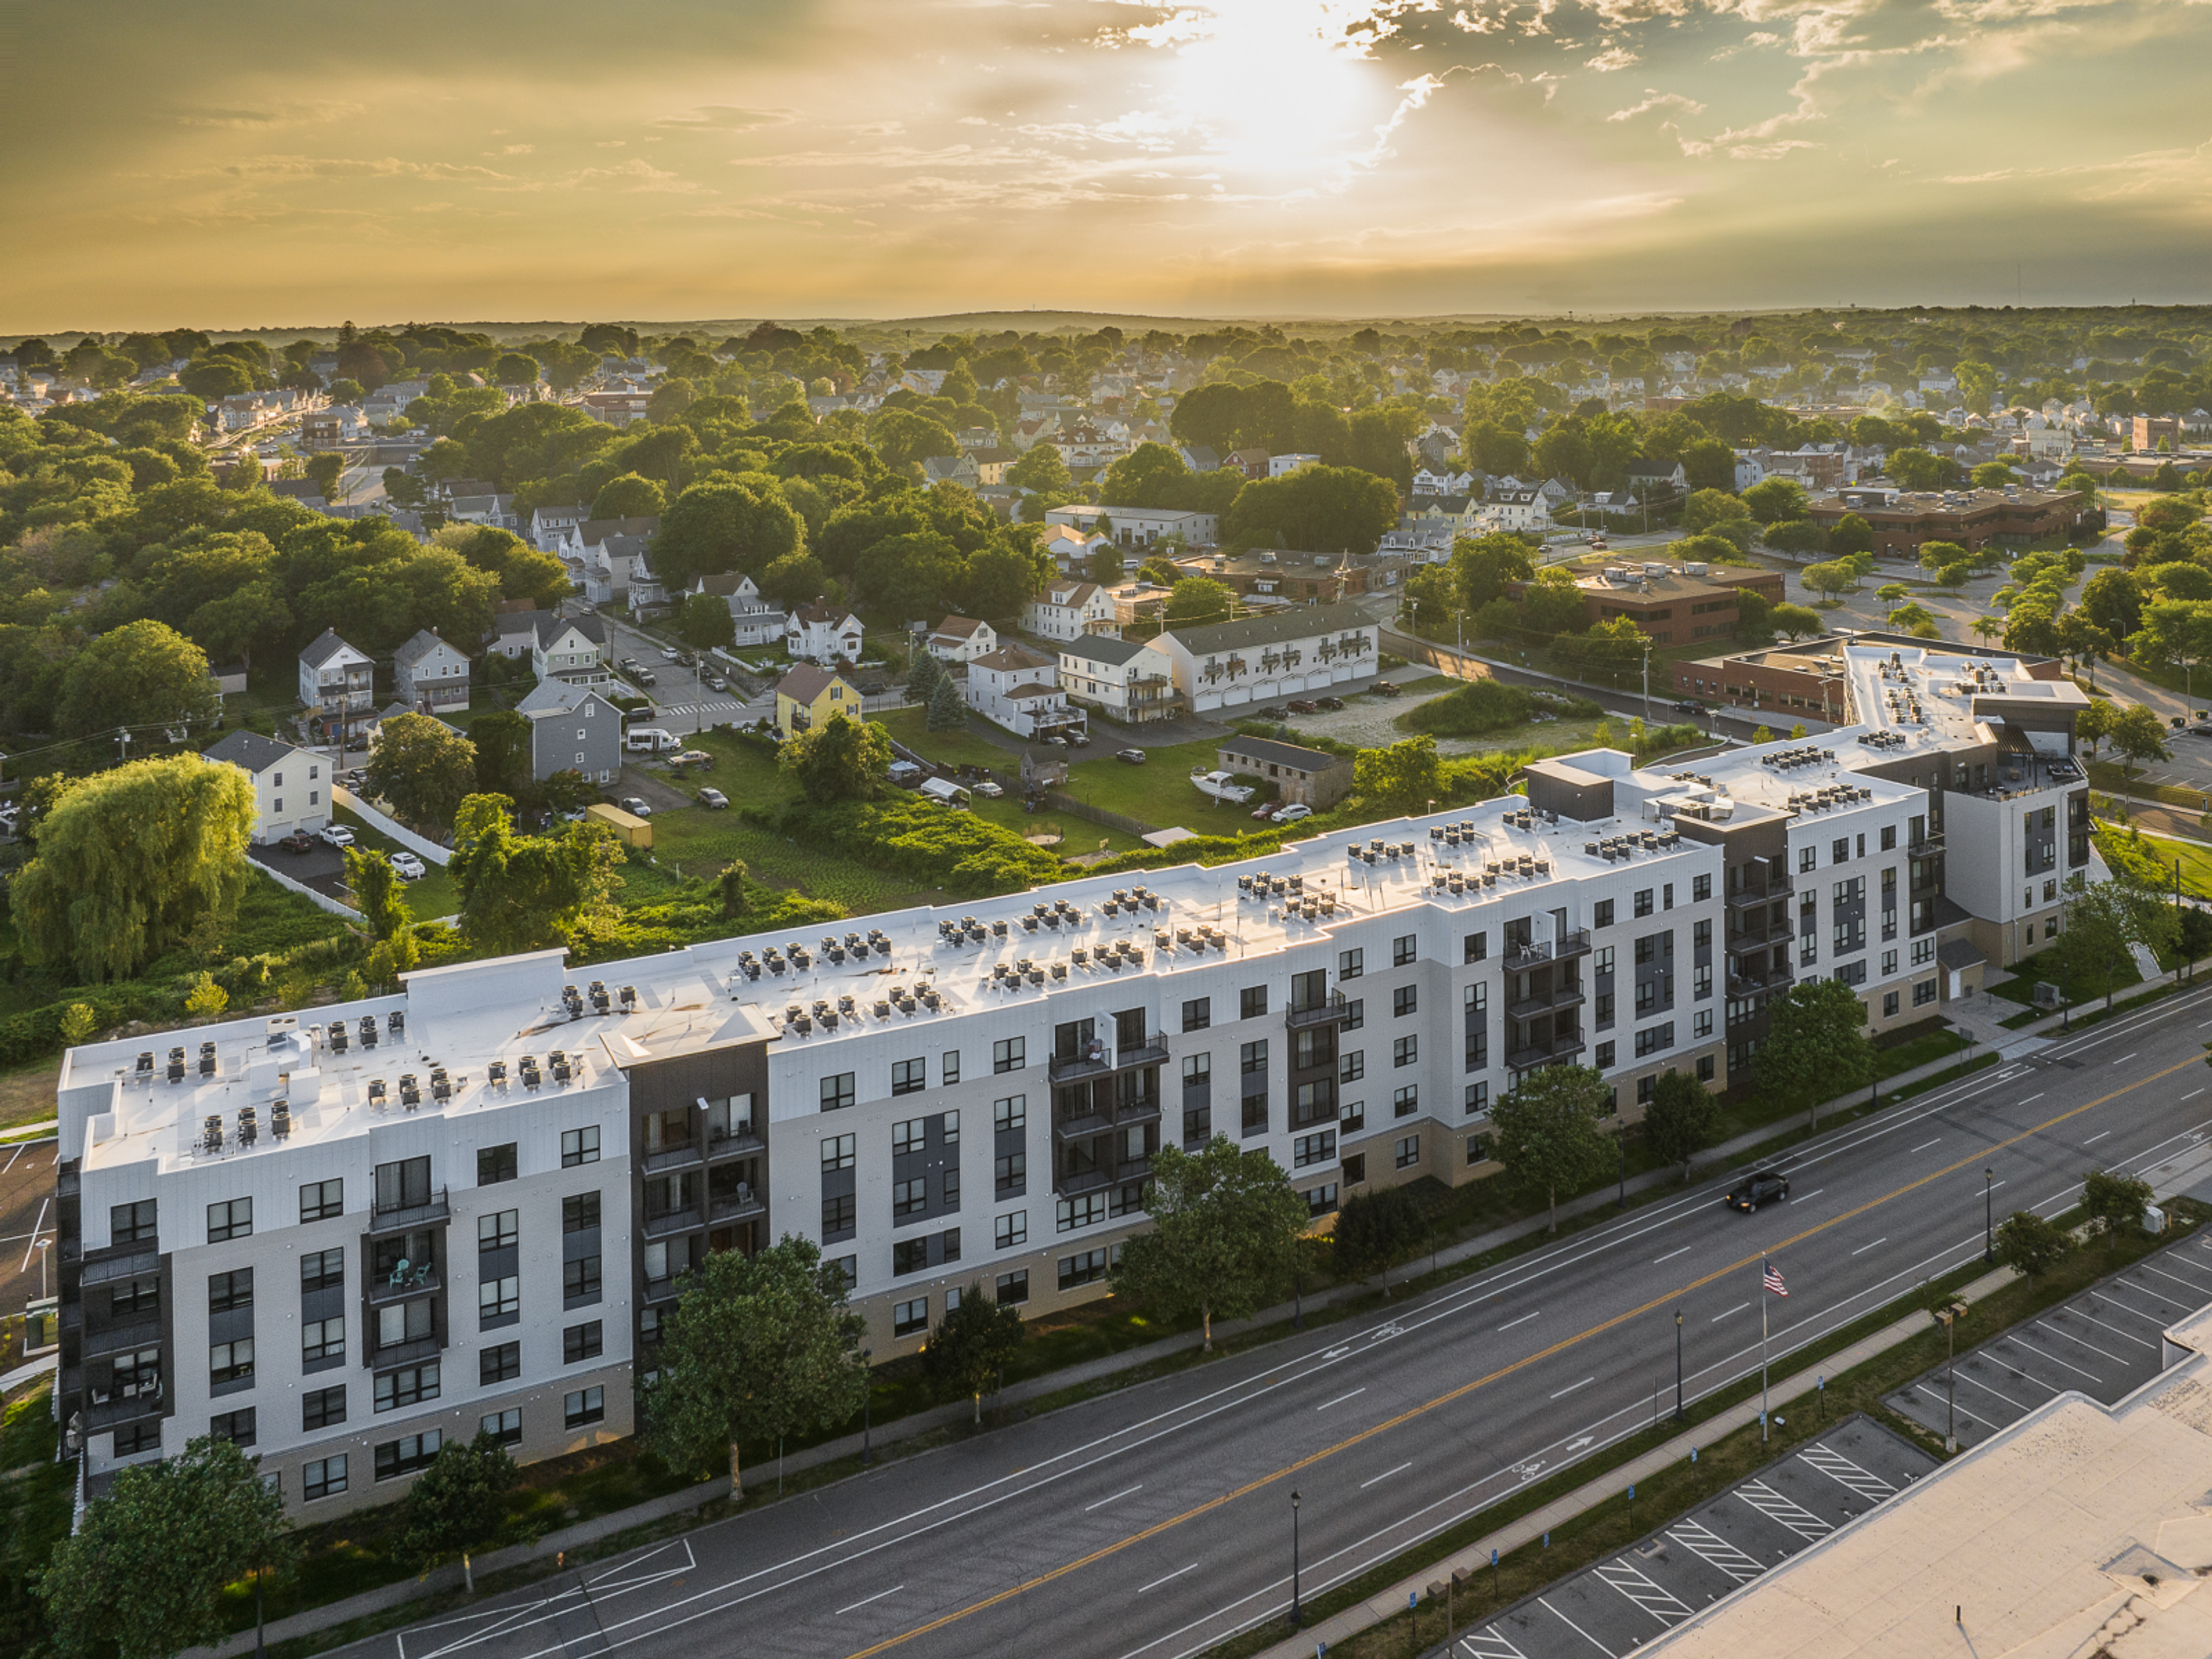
1756, 978, 1874, 1131
779, 711, 891, 802
680, 592, 736, 650
1490, 1063, 1614, 1233
1641, 1069, 1721, 1182
56, 618, 218, 737
1994, 1210, 2071, 1287
366, 713, 479, 831
345, 847, 413, 941
927, 1286, 1025, 1423
398, 1433, 516, 1594
1353, 734, 1442, 812
449, 794, 626, 955
2081, 1168, 2153, 1252
1107, 1137, 1309, 1350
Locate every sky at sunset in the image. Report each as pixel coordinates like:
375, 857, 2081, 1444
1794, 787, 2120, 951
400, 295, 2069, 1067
7, 0, 2209, 331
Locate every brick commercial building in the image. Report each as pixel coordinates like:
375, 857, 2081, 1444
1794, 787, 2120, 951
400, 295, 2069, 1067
1534, 561, 1785, 647
1672, 629, 2067, 728
1806, 486, 2085, 558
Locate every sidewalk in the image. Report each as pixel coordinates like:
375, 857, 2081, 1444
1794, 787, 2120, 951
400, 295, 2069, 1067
176, 1036, 2009, 1658
1251, 1263, 2022, 1659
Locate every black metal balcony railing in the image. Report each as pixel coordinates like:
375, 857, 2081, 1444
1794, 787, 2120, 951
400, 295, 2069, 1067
643, 1207, 702, 1238
88, 1389, 165, 1429
82, 1248, 160, 1286
1286, 991, 1349, 1030
1114, 1096, 1163, 1127
1728, 915, 1783, 946
1054, 1165, 1112, 1197
1908, 833, 1944, 858
1504, 1029, 1588, 1067
642, 1142, 703, 1173
1726, 876, 1793, 908
82, 1321, 161, 1360
1506, 982, 1589, 1021
368, 1332, 442, 1368
1505, 930, 1592, 971
1729, 969, 1793, 999
642, 1276, 683, 1305
368, 1186, 450, 1235
1053, 1107, 1116, 1143
710, 1186, 766, 1223
1048, 1035, 1170, 1082
709, 1127, 767, 1158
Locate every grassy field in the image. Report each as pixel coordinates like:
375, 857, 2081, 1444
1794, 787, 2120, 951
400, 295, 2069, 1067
0, 1060, 57, 1130
331, 804, 461, 919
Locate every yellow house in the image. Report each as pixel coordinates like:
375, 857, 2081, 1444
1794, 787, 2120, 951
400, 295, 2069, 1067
773, 664, 865, 738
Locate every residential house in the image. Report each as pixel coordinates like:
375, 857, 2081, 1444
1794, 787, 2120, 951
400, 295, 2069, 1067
1175, 443, 1221, 474
1057, 634, 1179, 726
201, 732, 331, 844
1055, 425, 1128, 471
1104, 580, 1173, 628
1411, 468, 1476, 497
1024, 578, 1119, 642
516, 679, 623, 784
528, 504, 588, 551
772, 664, 865, 737
297, 630, 375, 736
1213, 736, 1354, 809
689, 574, 787, 649
488, 607, 547, 661
301, 407, 365, 449
920, 454, 980, 489
1152, 601, 1380, 715
927, 616, 998, 664
1225, 448, 1272, 480
786, 602, 865, 664
1476, 486, 1551, 534
531, 613, 611, 688
964, 447, 1017, 485
965, 645, 1079, 740
580, 390, 651, 426
392, 629, 472, 714
448, 493, 520, 531
1268, 452, 1321, 478
1039, 523, 1109, 574
1625, 459, 1688, 505
1170, 549, 1364, 603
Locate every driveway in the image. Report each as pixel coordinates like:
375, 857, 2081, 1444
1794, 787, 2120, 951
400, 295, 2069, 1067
248, 838, 350, 902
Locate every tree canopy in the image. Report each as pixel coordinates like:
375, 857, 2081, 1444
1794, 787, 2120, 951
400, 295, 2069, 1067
1490, 1063, 1614, 1233
1107, 1136, 1309, 1350
365, 711, 478, 830
1756, 978, 1874, 1130
448, 794, 626, 954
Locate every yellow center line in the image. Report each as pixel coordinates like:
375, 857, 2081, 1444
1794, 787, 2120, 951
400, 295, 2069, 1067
844, 1052, 2199, 1658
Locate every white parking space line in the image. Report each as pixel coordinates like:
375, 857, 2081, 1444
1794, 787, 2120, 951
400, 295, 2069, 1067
2086, 1131, 2113, 1144
2100, 1278, 2189, 1320
1537, 1595, 1619, 1657
1997, 1335, 2101, 1384
2036, 1318, 2127, 1365
2142, 1263, 2212, 1297
18, 1198, 47, 1273
1359, 1463, 1412, 1490
1712, 1302, 1749, 1322
1953, 1370, 2036, 1414
835, 1585, 904, 1616
2187, 1090, 2209, 1102
2065, 1305, 2162, 1350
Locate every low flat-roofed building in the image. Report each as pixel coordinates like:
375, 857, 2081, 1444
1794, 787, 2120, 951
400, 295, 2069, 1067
1551, 560, 1785, 647
1807, 484, 2084, 557
1214, 736, 1354, 808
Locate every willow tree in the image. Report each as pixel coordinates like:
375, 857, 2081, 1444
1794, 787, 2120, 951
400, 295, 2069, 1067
10, 755, 253, 980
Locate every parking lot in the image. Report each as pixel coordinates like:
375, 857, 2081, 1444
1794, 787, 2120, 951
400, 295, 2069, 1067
1, 1134, 62, 1366
1444, 1416, 1936, 1659
247, 835, 350, 901
1884, 1228, 2212, 1449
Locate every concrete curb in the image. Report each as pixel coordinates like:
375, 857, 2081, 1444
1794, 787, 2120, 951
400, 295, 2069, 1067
1249, 1263, 2020, 1659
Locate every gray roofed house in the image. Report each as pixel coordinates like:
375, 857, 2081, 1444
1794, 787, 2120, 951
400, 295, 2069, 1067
532, 612, 611, 687
489, 608, 549, 659
1152, 600, 1378, 716
297, 629, 375, 732
202, 730, 331, 843
516, 678, 623, 784
393, 628, 471, 714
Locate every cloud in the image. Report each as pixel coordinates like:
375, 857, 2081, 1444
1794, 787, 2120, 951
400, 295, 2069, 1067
1607, 89, 1709, 120
654, 105, 797, 131
1585, 44, 1642, 68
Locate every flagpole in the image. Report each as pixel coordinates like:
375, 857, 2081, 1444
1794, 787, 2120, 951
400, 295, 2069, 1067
1761, 1257, 1770, 1443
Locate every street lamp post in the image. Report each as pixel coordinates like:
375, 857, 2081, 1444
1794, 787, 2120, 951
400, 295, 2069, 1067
1290, 1490, 1304, 1630
1674, 1309, 1684, 1422
1616, 1123, 1627, 1210
1983, 1169, 1995, 1264
861, 1349, 873, 1467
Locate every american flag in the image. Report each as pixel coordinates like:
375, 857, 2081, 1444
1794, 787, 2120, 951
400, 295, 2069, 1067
1763, 1260, 1789, 1297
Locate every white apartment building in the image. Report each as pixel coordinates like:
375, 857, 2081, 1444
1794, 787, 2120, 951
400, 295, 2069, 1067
1044, 505, 1220, 548
201, 734, 331, 844
1058, 634, 1179, 726
52, 665, 2088, 1519
964, 644, 1079, 740
1023, 579, 1119, 643
1151, 601, 1380, 715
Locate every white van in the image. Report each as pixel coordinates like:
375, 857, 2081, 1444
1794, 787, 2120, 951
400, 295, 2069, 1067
624, 728, 681, 754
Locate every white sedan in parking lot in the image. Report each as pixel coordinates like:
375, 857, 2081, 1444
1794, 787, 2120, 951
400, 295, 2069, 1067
319, 824, 356, 848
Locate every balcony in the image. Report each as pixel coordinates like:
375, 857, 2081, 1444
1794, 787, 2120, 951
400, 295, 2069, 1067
708, 1127, 767, 1160
1504, 1029, 1588, 1068
367, 1186, 450, 1236
643, 1207, 702, 1238
87, 1388, 165, 1429
1729, 968, 1793, 998
1908, 832, 1944, 858
642, 1276, 684, 1305
1728, 915, 1784, 946
367, 1332, 442, 1368
1113, 1096, 1163, 1128
1049, 1035, 1171, 1083
82, 1320, 161, 1360
1506, 982, 1588, 1021
1505, 930, 1592, 971
1053, 1108, 1115, 1143
366, 1264, 442, 1306
1726, 877, 1792, 910
1286, 991, 1350, 1031
82, 1248, 160, 1286
1054, 1165, 1112, 1198
710, 1186, 766, 1223
642, 1141, 703, 1173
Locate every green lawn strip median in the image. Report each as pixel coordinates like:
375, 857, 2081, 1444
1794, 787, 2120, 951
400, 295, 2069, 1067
1202, 1200, 2209, 1659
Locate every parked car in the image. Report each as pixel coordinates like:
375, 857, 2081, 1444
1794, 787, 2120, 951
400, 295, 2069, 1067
704, 673, 729, 692
1115, 748, 1147, 765
1675, 699, 1706, 715
1041, 734, 1069, 747
1372, 681, 1402, 698
319, 824, 355, 848
277, 831, 315, 854
698, 788, 729, 809
340, 769, 366, 790
1258, 705, 1287, 719
974, 781, 1005, 798
661, 645, 680, 660
1316, 695, 1345, 711
1251, 802, 1277, 819
668, 750, 715, 768
618, 796, 654, 817
619, 656, 642, 672
389, 851, 427, 880
1286, 699, 1320, 714
634, 669, 658, 687
1725, 1169, 1791, 1212
1271, 803, 1313, 823
1065, 730, 1090, 747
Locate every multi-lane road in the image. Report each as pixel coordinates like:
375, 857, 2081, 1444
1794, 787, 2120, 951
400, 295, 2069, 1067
353, 980, 2212, 1659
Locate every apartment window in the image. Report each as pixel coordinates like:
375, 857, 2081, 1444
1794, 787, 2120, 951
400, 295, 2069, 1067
892, 1058, 926, 1097
1884, 991, 1900, 1017
1341, 1099, 1366, 1133
479, 1209, 518, 1253
1393, 933, 1416, 967
1336, 950, 1363, 982
822, 1194, 856, 1238
110, 1276, 158, 1319
1881, 825, 1897, 851
1241, 1040, 1268, 1075
1694, 966, 1712, 1000
1635, 1022, 1675, 1058
893, 1178, 927, 1219
476, 1143, 518, 1185
562, 1126, 601, 1166
1294, 1130, 1336, 1169
210, 1339, 254, 1386
824, 1260, 855, 1297
480, 1277, 520, 1323
1393, 1084, 1419, 1117
563, 1192, 601, 1232
1340, 1050, 1365, 1084
942, 1051, 960, 1085
210, 1408, 256, 1448
304, 1455, 349, 1501
1301, 1183, 1339, 1219
892, 1119, 926, 1157
1395, 1034, 1423, 1071
109, 1199, 157, 1247
303, 1387, 346, 1431
1395, 1134, 1421, 1169
1342, 1152, 1369, 1186
996, 1270, 1031, 1306
995, 1210, 1028, 1249
1057, 1191, 1108, 1233
822, 1133, 857, 1173
1343, 998, 1364, 1032
1693, 874, 1712, 902
1594, 899, 1615, 929
303, 1317, 346, 1365
565, 1387, 606, 1429
1241, 984, 1270, 1018
1634, 888, 1653, 919
478, 1342, 522, 1387
482, 1409, 522, 1448
1912, 937, 1936, 967
1596, 1040, 1616, 1069
1694, 1009, 1714, 1039
893, 1238, 929, 1275
893, 1298, 930, 1337
994, 1037, 1027, 1073
1059, 1248, 1112, 1291
374, 1362, 440, 1415
994, 1095, 1027, 1138
564, 1256, 603, 1303
1464, 930, 1487, 964
299, 1180, 343, 1224
1799, 846, 1817, 874
995, 1150, 1027, 1196
208, 1268, 253, 1315
1183, 998, 1211, 1032
1394, 984, 1418, 1017
1242, 1094, 1269, 1135
1465, 1081, 1490, 1116
1595, 945, 1615, 976
206, 1198, 252, 1243
1663, 883, 1675, 911
1832, 838, 1849, 865
821, 1073, 856, 1112
1914, 979, 1939, 1007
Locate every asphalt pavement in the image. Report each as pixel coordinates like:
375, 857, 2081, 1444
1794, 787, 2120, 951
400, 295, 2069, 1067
338, 975, 2212, 1659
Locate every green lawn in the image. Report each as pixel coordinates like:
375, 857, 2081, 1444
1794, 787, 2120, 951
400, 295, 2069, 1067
1056, 737, 1272, 832
332, 804, 461, 920
636, 803, 943, 915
